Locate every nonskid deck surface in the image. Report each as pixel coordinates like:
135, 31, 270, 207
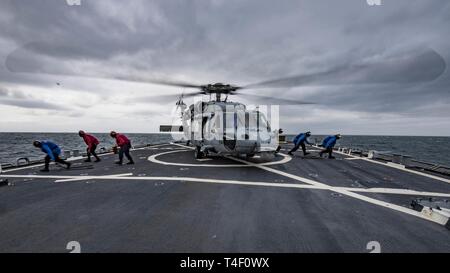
0, 143, 449, 253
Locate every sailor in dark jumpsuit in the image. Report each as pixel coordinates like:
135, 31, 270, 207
288, 131, 313, 156
319, 134, 341, 159
33, 140, 71, 172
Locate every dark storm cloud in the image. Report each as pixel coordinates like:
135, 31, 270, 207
0, 0, 450, 132
1, 0, 215, 76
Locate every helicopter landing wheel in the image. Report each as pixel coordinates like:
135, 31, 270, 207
194, 146, 204, 159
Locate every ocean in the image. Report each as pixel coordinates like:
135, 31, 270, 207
0, 133, 449, 167
289, 135, 450, 166
0, 133, 173, 166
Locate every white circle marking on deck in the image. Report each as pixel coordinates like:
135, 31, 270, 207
148, 149, 291, 168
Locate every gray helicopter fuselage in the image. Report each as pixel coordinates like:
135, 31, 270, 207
182, 100, 278, 157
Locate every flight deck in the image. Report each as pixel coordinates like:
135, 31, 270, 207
0, 143, 449, 253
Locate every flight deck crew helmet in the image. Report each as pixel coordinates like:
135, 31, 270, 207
78, 130, 85, 137
306, 131, 312, 136
336, 134, 342, 139
110, 131, 117, 138
33, 141, 42, 148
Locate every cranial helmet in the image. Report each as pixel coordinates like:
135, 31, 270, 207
110, 131, 117, 137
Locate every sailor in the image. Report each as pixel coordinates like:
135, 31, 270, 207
110, 131, 134, 165
319, 134, 342, 159
275, 129, 284, 153
78, 130, 101, 163
33, 140, 71, 172
288, 131, 313, 156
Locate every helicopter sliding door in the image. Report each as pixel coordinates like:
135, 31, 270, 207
223, 111, 237, 150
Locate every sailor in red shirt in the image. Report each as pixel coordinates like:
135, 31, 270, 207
110, 131, 134, 165
78, 130, 101, 162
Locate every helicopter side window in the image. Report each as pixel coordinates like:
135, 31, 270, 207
234, 109, 246, 140
192, 111, 205, 140
236, 110, 245, 128
224, 112, 236, 140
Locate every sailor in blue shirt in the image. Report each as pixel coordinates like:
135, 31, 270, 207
33, 141, 71, 172
319, 134, 342, 159
288, 131, 313, 156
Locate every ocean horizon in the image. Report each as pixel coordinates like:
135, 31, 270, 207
1, 132, 449, 167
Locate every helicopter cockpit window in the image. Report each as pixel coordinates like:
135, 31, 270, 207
208, 114, 219, 132
247, 112, 258, 131
246, 111, 270, 131
236, 111, 245, 128
259, 114, 271, 132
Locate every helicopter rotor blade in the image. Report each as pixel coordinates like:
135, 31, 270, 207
121, 78, 204, 89
243, 48, 446, 89
6, 42, 205, 89
138, 91, 205, 103
235, 93, 316, 105
7, 42, 445, 94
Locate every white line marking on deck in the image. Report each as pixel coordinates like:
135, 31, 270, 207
2, 174, 449, 198
196, 158, 213, 162
227, 156, 450, 226
1, 163, 46, 173
54, 173, 133, 183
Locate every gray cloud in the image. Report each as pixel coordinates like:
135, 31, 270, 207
0, 86, 68, 110
0, 0, 450, 134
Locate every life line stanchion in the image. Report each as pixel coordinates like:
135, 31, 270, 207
17, 158, 30, 166
0, 164, 9, 187
0, 179, 8, 187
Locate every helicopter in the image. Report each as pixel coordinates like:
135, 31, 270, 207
159, 83, 312, 159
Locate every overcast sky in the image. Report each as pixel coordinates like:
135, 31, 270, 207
0, 0, 449, 135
